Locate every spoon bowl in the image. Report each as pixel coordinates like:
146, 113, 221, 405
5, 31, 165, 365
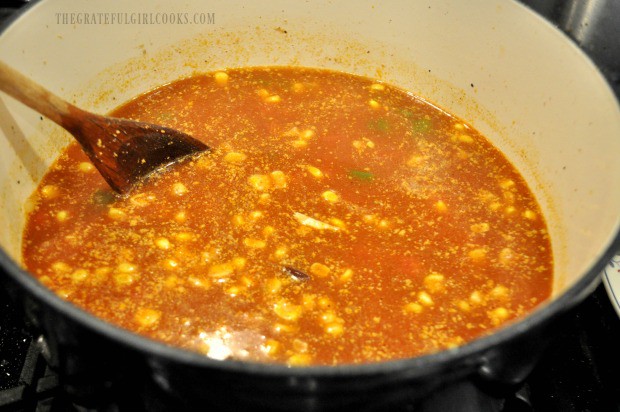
0, 60, 208, 194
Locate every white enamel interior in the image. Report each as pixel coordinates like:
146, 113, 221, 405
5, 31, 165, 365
1, 0, 619, 302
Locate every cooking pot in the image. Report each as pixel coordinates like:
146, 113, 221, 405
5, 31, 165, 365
1, 0, 619, 410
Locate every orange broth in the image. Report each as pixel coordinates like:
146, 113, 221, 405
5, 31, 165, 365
22, 67, 553, 366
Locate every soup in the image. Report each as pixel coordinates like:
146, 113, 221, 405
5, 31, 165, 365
21, 67, 553, 366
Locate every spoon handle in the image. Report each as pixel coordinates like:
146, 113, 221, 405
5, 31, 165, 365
0, 60, 74, 125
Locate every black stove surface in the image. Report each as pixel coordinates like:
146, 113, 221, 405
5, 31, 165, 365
1, 1, 620, 411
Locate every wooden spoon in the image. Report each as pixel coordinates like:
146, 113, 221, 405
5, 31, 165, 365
0, 61, 208, 194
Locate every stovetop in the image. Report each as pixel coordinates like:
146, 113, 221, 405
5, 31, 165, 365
1, 1, 620, 411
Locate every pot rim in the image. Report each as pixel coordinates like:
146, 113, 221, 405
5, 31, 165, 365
0, 0, 619, 379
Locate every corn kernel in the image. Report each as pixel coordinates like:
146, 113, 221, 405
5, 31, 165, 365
224, 152, 247, 164
248, 174, 272, 191
114, 272, 137, 286
273, 322, 298, 334
270, 170, 287, 189
500, 179, 515, 189
240, 275, 254, 288
489, 202, 502, 211
201, 248, 218, 263
118, 263, 137, 273
306, 165, 323, 178
435, 200, 448, 213
488, 307, 510, 326
292, 139, 308, 148
262, 226, 275, 237
302, 294, 316, 310
175, 211, 187, 223
226, 286, 241, 296
287, 353, 312, 366
293, 339, 309, 353
339, 268, 354, 283
320, 311, 338, 323
273, 246, 288, 260
52, 261, 71, 273
57, 289, 71, 299
424, 273, 445, 293
172, 182, 188, 196
457, 300, 471, 311
418, 291, 434, 306
368, 99, 380, 109
310, 262, 331, 278
56, 210, 69, 222
321, 190, 339, 203
329, 218, 347, 230
155, 237, 172, 250
263, 339, 281, 356
71, 269, 89, 282
325, 322, 344, 336
468, 248, 487, 260
174, 232, 195, 242
208, 262, 234, 278
363, 214, 376, 223
232, 257, 247, 270
265, 95, 281, 103
300, 129, 315, 140
370, 83, 385, 91
164, 275, 179, 288
78, 162, 95, 172
188, 276, 210, 288
232, 214, 245, 226
523, 210, 537, 220
469, 291, 483, 305
404, 302, 423, 314
258, 193, 271, 204
265, 278, 282, 294
244, 238, 266, 249
273, 300, 302, 321
489, 285, 510, 300
458, 134, 474, 143
135, 308, 161, 328
248, 211, 264, 221
162, 259, 178, 269
108, 207, 126, 220
214, 71, 229, 84
41, 185, 59, 199
318, 297, 333, 309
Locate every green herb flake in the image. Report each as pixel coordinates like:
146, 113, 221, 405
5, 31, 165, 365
349, 170, 375, 181
401, 109, 414, 118
411, 118, 432, 133
369, 118, 389, 132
